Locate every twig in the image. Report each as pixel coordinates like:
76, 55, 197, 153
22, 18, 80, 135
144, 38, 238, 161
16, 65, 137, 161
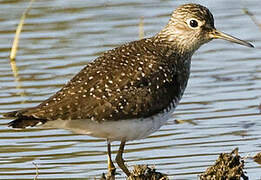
9, 0, 35, 99
32, 162, 39, 180
10, 58, 26, 99
139, 16, 144, 40
242, 8, 261, 31
10, 0, 35, 60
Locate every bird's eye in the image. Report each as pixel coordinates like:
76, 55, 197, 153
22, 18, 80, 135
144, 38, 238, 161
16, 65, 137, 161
189, 19, 198, 28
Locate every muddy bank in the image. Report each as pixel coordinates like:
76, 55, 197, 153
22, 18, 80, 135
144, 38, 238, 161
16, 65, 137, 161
100, 165, 168, 180
200, 148, 248, 180
100, 148, 249, 180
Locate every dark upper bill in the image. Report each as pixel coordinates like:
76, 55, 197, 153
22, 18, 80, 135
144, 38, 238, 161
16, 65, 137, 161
210, 30, 254, 48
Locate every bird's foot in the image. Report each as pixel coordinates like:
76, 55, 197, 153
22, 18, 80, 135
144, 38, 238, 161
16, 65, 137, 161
100, 169, 116, 180
106, 166, 116, 180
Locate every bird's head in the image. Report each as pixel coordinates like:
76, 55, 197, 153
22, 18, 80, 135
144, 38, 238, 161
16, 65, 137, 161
157, 4, 253, 54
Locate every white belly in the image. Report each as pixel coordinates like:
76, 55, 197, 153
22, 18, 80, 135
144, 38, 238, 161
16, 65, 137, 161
44, 111, 173, 141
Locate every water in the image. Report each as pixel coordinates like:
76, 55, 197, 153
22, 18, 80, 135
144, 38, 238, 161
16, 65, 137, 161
0, 0, 261, 179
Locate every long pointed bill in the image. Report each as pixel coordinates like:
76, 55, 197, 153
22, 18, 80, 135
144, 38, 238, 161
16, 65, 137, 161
210, 30, 254, 48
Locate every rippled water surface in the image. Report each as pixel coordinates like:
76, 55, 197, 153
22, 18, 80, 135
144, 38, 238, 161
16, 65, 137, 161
1, 0, 261, 179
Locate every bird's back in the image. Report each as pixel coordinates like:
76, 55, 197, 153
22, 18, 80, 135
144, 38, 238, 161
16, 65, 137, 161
5, 37, 191, 128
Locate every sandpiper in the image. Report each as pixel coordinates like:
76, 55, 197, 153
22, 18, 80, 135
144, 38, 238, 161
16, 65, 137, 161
4, 3, 253, 178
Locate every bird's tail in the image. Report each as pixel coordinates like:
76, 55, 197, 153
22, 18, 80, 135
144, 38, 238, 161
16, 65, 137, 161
3, 110, 47, 129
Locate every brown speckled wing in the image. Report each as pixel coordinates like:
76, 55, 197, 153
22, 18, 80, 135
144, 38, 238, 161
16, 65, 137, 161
6, 38, 186, 127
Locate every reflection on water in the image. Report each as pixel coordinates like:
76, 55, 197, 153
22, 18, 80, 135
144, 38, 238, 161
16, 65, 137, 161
0, 0, 261, 179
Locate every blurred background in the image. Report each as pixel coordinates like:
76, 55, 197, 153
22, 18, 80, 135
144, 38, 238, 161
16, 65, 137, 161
0, 0, 261, 179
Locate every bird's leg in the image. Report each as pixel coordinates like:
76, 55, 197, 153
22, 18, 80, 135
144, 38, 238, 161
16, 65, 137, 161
106, 139, 116, 179
115, 138, 131, 177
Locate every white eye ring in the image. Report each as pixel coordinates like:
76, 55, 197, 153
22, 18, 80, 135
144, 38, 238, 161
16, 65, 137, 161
186, 18, 202, 29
